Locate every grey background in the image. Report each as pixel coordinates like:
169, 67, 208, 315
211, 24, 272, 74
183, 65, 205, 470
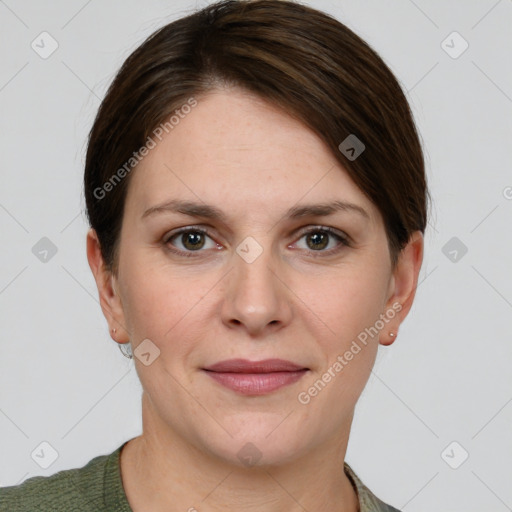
1, 0, 511, 510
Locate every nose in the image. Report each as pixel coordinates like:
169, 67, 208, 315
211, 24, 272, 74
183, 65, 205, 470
220, 241, 293, 337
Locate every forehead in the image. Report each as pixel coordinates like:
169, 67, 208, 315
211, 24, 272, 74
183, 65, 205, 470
124, 88, 380, 227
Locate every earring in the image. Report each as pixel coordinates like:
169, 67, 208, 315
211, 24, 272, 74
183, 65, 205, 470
389, 332, 396, 338
112, 327, 133, 359
118, 342, 133, 359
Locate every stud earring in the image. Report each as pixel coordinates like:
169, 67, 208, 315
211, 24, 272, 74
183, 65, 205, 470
389, 332, 395, 337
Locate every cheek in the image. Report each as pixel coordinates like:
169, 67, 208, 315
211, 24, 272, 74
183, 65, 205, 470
119, 259, 184, 337
297, 272, 383, 412
329, 270, 389, 384
120, 259, 216, 352
302, 264, 388, 346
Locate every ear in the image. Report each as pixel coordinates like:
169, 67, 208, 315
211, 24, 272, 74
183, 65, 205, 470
380, 230, 424, 346
86, 228, 130, 344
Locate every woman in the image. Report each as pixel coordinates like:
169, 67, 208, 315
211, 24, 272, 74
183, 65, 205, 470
1, 0, 428, 510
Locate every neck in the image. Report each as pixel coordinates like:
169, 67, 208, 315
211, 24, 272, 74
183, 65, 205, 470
120, 393, 359, 512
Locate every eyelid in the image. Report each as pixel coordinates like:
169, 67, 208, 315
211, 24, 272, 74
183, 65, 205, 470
292, 225, 350, 244
163, 225, 212, 243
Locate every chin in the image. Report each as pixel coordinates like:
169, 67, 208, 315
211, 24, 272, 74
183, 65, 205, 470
197, 423, 310, 470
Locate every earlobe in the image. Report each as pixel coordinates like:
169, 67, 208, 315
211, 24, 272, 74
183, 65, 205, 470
86, 228, 130, 343
380, 231, 424, 346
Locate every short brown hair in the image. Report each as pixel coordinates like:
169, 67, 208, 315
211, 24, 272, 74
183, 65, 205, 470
84, 0, 430, 274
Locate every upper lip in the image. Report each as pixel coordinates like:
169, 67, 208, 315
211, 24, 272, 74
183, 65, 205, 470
203, 358, 308, 373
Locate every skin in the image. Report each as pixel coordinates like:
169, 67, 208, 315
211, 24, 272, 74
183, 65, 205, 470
87, 87, 423, 512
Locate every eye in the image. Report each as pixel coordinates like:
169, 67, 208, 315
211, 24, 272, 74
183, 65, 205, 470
164, 227, 220, 256
292, 226, 350, 255
163, 225, 350, 258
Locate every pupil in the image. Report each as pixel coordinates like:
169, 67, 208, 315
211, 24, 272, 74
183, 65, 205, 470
308, 232, 328, 250
183, 232, 204, 250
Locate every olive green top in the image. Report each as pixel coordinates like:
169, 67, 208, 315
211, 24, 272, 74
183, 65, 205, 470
0, 441, 401, 511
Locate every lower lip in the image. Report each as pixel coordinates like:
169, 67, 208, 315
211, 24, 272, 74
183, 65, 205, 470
203, 370, 308, 395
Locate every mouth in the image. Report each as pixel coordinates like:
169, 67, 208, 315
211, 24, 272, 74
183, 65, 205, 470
202, 358, 309, 395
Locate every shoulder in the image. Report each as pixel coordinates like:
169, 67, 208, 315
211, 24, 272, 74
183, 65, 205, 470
344, 461, 402, 512
0, 443, 127, 512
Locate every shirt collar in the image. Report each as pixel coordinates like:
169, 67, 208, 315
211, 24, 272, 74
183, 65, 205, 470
344, 461, 401, 512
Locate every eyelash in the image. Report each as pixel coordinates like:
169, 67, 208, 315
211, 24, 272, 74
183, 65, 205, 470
162, 225, 351, 258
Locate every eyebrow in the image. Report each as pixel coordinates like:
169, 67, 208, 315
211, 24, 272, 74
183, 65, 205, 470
141, 199, 371, 222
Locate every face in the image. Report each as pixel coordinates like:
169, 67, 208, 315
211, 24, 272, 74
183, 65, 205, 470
89, 87, 422, 467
